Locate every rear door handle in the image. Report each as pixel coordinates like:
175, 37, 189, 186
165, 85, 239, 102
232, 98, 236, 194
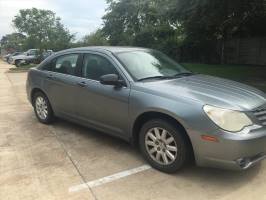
77, 81, 87, 87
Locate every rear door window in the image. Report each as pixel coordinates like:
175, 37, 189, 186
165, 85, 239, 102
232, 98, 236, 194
52, 54, 80, 76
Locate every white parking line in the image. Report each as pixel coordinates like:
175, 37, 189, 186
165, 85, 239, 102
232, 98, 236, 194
69, 165, 151, 193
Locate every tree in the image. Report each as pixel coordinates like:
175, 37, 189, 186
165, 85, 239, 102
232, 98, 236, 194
13, 8, 74, 52
167, 0, 266, 62
102, 0, 266, 63
169, 0, 266, 40
82, 29, 109, 46
102, 0, 185, 58
0, 33, 26, 51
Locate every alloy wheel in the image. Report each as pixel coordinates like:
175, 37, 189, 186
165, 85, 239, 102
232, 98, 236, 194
145, 127, 178, 165
35, 96, 48, 120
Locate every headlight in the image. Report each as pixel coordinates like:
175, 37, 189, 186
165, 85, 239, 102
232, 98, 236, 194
203, 105, 252, 132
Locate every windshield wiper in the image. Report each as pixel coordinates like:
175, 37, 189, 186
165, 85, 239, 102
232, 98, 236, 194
137, 72, 196, 82
137, 76, 171, 81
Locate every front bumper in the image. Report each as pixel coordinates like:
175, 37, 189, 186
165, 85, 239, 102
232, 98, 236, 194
190, 126, 266, 170
236, 153, 266, 169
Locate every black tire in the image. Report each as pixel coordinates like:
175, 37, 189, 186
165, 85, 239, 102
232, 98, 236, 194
33, 92, 54, 124
139, 119, 191, 173
15, 60, 20, 67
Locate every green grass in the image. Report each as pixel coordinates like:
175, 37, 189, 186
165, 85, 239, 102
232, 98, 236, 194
9, 64, 37, 72
181, 63, 266, 92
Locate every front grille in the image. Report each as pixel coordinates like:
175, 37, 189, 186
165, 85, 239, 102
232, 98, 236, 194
253, 107, 266, 126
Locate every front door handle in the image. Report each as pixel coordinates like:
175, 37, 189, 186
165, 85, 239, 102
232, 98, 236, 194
46, 74, 53, 80
77, 81, 87, 87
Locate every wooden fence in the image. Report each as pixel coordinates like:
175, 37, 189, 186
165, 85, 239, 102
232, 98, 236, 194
223, 37, 266, 66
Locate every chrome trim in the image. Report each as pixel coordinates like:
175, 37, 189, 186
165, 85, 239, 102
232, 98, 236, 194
252, 105, 266, 126
241, 124, 263, 134
254, 110, 266, 116
237, 153, 266, 169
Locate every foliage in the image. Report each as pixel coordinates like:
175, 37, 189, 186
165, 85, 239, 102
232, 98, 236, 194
173, 0, 266, 62
12, 8, 74, 52
170, 0, 266, 41
8, 63, 37, 72
0, 33, 26, 51
82, 29, 109, 46
102, 0, 185, 58
2, 1, 265, 63
102, 0, 266, 62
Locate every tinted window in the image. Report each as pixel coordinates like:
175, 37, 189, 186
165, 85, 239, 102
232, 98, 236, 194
53, 54, 79, 76
27, 50, 37, 56
82, 54, 118, 81
41, 61, 53, 71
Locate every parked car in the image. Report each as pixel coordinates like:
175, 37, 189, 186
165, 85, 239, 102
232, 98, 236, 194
10, 49, 53, 67
9, 49, 38, 67
3, 52, 22, 62
26, 47, 266, 173
3, 53, 12, 61
42, 50, 54, 60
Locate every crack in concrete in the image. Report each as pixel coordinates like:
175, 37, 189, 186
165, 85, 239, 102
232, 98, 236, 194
48, 127, 98, 200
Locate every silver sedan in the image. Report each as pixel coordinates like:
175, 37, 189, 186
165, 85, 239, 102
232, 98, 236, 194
26, 47, 266, 173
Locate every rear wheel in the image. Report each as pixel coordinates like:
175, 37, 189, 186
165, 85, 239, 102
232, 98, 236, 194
33, 92, 54, 124
139, 119, 190, 173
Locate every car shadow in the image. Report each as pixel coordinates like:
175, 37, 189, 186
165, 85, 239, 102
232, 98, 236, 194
53, 118, 133, 150
48, 117, 262, 191
179, 162, 261, 184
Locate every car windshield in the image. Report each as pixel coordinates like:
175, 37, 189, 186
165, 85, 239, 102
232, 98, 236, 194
115, 50, 191, 81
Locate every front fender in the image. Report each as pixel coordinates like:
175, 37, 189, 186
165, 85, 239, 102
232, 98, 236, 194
129, 89, 218, 138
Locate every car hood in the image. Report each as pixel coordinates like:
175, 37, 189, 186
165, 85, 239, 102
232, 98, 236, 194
12, 55, 34, 59
11, 55, 26, 59
135, 74, 266, 111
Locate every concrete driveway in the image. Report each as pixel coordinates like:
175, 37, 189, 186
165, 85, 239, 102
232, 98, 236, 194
1, 59, 266, 200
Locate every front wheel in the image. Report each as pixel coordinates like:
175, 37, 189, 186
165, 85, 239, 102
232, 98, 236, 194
15, 60, 22, 67
33, 92, 54, 124
139, 119, 191, 173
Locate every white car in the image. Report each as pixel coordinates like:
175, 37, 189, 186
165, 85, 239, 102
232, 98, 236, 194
9, 49, 38, 67
10, 49, 54, 67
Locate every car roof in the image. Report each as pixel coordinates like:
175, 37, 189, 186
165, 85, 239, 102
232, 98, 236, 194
58, 46, 150, 54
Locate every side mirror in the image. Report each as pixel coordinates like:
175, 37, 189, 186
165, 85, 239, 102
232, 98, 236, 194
100, 74, 125, 87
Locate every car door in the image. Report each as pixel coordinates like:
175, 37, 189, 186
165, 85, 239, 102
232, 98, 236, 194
42, 53, 83, 118
76, 52, 130, 137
